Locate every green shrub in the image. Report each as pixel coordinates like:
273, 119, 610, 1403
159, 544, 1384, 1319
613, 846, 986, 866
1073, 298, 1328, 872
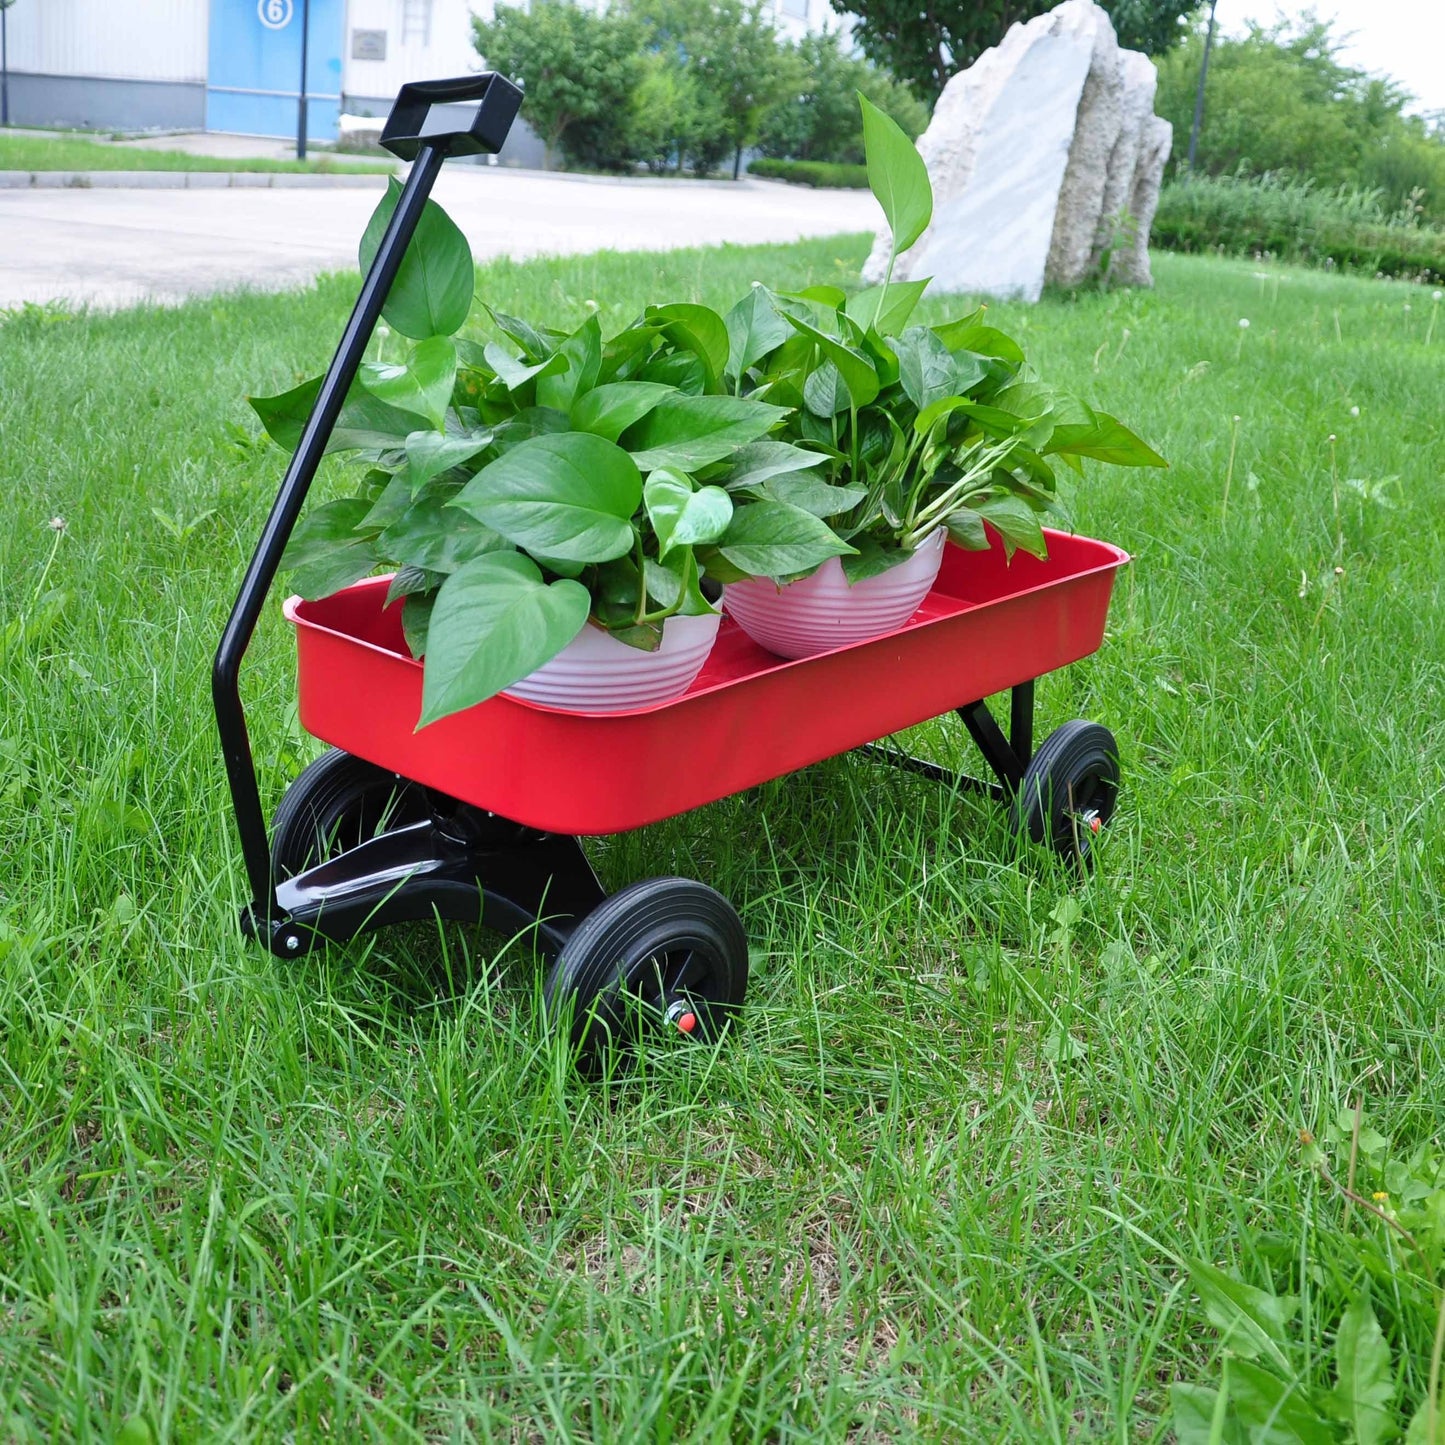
1155, 15, 1445, 223
747, 157, 868, 188
1153, 171, 1445, 283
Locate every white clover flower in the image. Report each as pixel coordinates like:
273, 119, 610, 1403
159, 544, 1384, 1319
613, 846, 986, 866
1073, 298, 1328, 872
49, 516, 67, 532
1350, 405, 1360, 417
1434, 290, 1443, 301
1238, 318, 1250, 329
1404, 303, 1412, 312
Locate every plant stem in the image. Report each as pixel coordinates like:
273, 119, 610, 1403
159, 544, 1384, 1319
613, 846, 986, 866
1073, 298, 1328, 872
1221, 415, 1241, 527
1343, 1096, 1362, 1229
904, 436, 1019, 548
32, 526, 63, 601
1329, 433, 1342, 560
633, 531, 647, 626
1428, 1285, 1445, 1445
870, 245, 897, 335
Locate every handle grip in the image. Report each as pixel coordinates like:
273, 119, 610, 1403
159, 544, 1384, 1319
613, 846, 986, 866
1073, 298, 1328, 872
380, 72, 523, 161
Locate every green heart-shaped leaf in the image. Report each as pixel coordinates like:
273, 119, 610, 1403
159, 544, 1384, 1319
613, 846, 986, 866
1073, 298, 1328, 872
970, 493, 1048, 561
718, 499, 854, 579
571, 382, 674, 443
860, 92, 932, 258
1044, 410, 1168, 467
453, 432, 641, 563
724, 287, 792, 382
483, 340, 567, 391
840, 537, 917, 585
645, 549, 716, 617
845, 279, 930, 337
644, 469, 734, 557
944, 509, 990, 551
764, 473, 865, 517
625, 395, 790, 471
402, 429, 492, 494
418, 552, 591, 726
722, 439, 832, 491
359, 178, 474, 340
803, 361, 850, 418
379, 487, 506, 574
646, 303, 730, 385
280, 498, 382, 599
360, 336, 457, 431
892, 326, 960, 412
932, 320, 1024, 364
249, 376, 425, 454
484, 307, 558, 362
786, 312, 880, 409
535, 314, 602, 414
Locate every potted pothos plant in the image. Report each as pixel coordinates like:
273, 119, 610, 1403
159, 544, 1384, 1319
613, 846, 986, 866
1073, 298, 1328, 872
252, 94, 1164, 720
715, 95, 1168, 658
251, 182, 852, 723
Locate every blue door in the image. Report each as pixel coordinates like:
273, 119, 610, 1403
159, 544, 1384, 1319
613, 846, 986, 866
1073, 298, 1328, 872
207, 0, 345, 141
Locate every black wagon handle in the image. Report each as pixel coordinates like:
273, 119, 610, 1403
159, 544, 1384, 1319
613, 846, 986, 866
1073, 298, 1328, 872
212, 74, 522, 944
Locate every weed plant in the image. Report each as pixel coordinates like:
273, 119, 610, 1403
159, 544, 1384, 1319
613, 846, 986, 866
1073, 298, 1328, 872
1, 239, 1443, 1439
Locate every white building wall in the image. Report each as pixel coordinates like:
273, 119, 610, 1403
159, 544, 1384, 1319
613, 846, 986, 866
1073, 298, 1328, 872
342, 0, 483, 106
6, 0, 208, 83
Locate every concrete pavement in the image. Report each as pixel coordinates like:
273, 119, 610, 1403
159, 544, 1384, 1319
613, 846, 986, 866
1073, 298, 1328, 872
0, 168, 879, 310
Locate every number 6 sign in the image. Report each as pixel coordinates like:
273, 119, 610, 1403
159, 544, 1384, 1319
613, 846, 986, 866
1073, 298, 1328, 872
258, 0, 293, 29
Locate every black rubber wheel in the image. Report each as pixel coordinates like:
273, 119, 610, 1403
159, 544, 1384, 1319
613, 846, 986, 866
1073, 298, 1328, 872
1011, 720, 1120, 864
543, 878, 748, 1076
270, 748, 429, 880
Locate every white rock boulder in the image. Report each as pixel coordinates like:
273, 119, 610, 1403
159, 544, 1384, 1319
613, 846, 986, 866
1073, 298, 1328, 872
862, 0, 1172, 300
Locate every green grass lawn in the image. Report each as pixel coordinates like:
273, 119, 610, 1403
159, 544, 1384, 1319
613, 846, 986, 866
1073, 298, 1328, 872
0, 132, 392, 174
1, 241, 1443, 1440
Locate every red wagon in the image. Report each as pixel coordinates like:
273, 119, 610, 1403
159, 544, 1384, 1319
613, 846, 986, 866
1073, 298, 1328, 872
214, 76, 1130, 1072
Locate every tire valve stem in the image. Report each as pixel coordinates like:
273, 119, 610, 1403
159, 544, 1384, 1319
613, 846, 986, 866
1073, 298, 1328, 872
665, 1000, 698, 1035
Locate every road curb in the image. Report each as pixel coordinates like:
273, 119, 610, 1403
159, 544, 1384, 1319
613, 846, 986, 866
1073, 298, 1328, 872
0, 170, 392, 191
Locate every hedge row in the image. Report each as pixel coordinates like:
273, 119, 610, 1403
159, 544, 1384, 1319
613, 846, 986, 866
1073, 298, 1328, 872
1153, 171, 1445, 283
748, 158, 869, 189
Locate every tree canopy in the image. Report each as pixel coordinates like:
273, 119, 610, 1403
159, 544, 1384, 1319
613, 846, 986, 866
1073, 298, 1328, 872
625, 0, 795, 174
1154, 15, 1445, 220
475, 0, 923, 178
833, 0, 1199, 102
473, 3, 647, 170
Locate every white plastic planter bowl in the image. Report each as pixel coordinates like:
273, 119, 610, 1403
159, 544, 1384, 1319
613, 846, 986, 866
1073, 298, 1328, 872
504, 610, 721, 712
722, 528, 947, 660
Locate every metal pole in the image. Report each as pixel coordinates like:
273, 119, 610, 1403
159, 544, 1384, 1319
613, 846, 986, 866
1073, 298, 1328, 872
213, 144, 445, 927
1187, 0, 1218, 171
296, 0, 310, 160
2, 2, 10, 130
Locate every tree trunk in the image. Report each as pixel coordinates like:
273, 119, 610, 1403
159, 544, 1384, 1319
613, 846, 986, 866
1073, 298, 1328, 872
733, 144, 743, 181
